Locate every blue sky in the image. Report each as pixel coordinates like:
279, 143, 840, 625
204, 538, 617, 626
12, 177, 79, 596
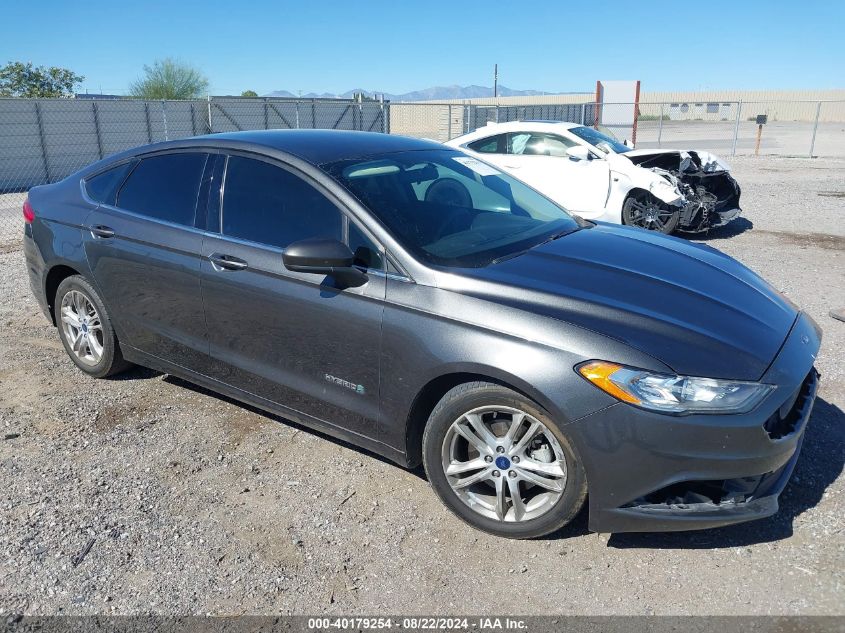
5, 0, 843, 95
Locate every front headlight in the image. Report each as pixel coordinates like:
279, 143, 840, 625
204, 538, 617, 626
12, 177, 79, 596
577, 361, 775, 414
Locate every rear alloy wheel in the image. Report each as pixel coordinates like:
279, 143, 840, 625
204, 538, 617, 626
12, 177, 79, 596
54, 275, 131, 378
622, 191, 680, 234
423, 382, 587, 539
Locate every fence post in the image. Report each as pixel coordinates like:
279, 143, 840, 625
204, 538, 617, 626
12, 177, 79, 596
190, 103, 197, 136
447, 104, 452, 140
161, 101, 169, 141
92, 101, 104, 159
264, 98, 269, 130
657, 102, 664, 148
379, 94, 387, 134
144, 102, 153, 142
311, 99, 316, 129
731, 100, 742, 156
207, 95, 213, 134
33, 101, 51, 183
809, 100, 822, 158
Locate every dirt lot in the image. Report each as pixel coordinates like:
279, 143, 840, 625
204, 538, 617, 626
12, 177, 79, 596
0, 156, 843, 616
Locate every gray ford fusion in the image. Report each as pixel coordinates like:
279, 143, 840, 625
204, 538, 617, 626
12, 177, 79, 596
23, 130, 820, 538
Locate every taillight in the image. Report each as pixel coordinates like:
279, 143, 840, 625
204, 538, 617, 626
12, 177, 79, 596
23, 198, 35, 224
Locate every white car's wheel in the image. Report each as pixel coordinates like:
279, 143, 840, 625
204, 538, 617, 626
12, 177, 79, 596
622, 191, 680, 234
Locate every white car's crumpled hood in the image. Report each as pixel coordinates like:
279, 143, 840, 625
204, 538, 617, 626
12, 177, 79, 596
620, 148, 732, 172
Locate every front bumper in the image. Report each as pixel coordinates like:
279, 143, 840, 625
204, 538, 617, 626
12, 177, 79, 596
569, 312, 821, 533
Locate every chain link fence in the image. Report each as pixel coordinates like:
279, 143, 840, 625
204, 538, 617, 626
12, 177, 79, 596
0, 95, 388, 249
2, 96, 843, 249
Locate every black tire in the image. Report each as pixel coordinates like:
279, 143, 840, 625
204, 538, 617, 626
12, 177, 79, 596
422, 382, 587, 539
622, 190, 680, 234
54, 275, 132, 378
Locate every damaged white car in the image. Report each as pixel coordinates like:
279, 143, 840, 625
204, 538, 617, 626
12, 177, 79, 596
445, 121, 742, 234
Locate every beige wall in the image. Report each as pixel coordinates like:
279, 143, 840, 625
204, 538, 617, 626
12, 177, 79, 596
392, 90, 845, 137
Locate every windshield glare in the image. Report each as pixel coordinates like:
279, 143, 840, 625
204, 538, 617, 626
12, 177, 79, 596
569, 125, 631, 154
324, 149, 580, 268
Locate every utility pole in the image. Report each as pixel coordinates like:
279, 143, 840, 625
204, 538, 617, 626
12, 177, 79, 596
493, 64, 498, 98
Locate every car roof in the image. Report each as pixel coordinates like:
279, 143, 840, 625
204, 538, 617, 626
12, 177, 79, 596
450, 120, 582, 142
168, 130, 446, 165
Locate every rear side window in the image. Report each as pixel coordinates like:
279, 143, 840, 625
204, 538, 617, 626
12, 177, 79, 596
467, 134, 506, 154
116, 153, 208, 226
84, 161, 135, 205
221, 156, 342, 249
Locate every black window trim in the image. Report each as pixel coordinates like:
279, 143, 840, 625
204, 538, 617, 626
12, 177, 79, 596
79, 147, 410, 281
215, 150, 390, 274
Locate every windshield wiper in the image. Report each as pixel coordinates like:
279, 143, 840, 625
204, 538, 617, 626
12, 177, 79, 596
491, 227, 580, 265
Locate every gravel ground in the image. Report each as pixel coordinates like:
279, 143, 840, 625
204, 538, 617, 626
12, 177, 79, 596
0, 156, 843, 616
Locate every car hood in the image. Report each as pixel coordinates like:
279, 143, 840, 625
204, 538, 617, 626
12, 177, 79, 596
618, 148, 732, 172
444, 224, 797, 381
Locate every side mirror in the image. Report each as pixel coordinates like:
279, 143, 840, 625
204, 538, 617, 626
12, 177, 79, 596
566, 146, 592, 162
283, 238, 365, 285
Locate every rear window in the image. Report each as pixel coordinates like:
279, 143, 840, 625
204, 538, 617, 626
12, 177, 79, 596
116, 153, 208, 226
84, 161, 135, 205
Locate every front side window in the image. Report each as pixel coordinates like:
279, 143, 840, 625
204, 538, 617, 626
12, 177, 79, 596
221, 156, 342, 249
117, 153, 208, 225
507, 133, 575, 157
324, 149, 580, 268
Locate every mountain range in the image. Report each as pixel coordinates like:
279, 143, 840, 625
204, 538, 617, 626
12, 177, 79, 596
263, 84, 553, 101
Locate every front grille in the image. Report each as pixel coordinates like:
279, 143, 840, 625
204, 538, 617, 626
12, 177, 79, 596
763, 370, 818, 440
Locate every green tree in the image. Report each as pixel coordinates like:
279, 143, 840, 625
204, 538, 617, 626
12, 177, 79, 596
0, 61, 84, 98
240, 89, 258, 97
129, 58, 209, 100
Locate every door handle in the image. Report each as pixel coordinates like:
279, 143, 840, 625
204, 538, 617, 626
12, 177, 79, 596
89, 225, 115, 239
503, 163, 521, 169
209, 253, 248, 271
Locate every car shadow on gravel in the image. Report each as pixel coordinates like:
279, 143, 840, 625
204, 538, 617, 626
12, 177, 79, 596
162, 375, 427, 477
106, 365, 163, 381
606, 397, 844, 550
679, 217, 754, 242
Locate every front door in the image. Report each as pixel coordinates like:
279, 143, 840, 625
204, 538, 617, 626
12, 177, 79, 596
500, 132, 611, 218
199, 154, 385, 440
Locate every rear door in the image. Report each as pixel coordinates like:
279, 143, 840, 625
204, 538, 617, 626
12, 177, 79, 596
199, 153, 386, 440
82, 151, 213, 371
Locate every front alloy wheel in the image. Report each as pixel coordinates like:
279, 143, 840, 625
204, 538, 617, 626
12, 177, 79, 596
423, 382, 587, 539
622, 191, 680, 234
442, 406, 566, 522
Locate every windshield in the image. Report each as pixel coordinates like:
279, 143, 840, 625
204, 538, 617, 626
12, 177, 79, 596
323, 149, 580, 268
569, 125, 631, 154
